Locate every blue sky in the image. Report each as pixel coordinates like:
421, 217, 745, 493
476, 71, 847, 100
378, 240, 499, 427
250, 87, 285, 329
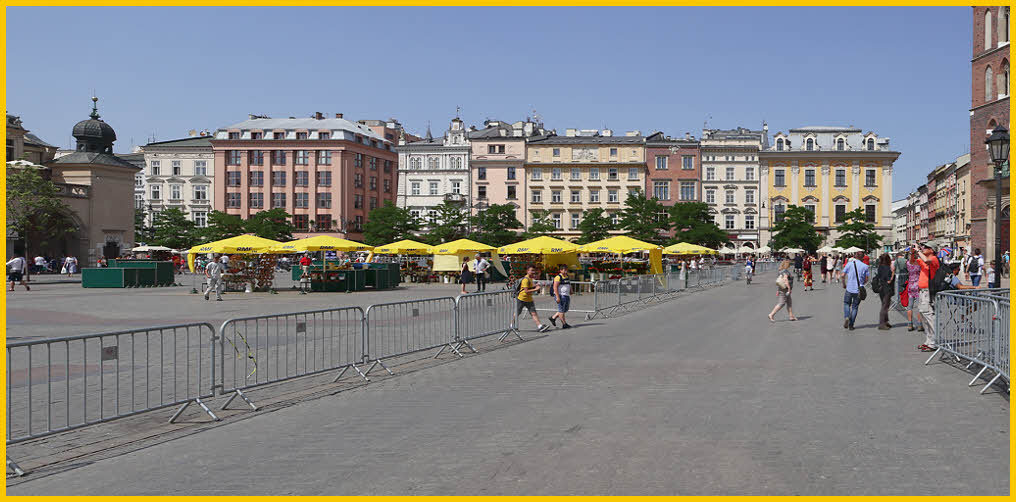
7, 7, 971, 199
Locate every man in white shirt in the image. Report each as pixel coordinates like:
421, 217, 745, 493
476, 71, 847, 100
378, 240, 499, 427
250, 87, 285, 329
204, 255, 225, 301
7, 253, 30, 291
965, 248, 985, 287
33, 255, 47, 274
473, 253, 490, 292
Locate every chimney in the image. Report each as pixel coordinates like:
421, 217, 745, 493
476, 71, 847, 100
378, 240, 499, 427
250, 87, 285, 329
601, 129, 613, 137
335, 113, 343, 119
314, 112, 324, 120
685, 132, 691, 140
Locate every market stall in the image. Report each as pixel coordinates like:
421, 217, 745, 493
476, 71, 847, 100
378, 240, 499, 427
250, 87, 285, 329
429, 238, 508, 284
662, 242, 718, 273
187, 235, 283, 292
576, 236, 663, 280
497, 236, 580, 282
269, 235, 377, 292
370, 239, 434, 283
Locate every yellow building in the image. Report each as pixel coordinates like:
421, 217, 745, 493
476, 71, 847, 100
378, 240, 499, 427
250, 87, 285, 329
759, 127, 900, 247
525, 129, 645, 240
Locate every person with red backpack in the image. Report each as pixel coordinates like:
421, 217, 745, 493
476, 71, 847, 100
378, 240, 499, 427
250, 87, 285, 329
916, 244, 940, 351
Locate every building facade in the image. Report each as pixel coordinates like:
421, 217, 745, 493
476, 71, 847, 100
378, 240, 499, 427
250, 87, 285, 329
760, 126, 899, 248
891, 199, 908, 249
970, 6, 1010, 259
6, 114, 58, 163
396, 117, 472, 225
467, 119, 546, 229
525, 129, 645, 239
701, 125, 766, 249
141, 135, 214, 227
954, 153, 972, 251
644, 131, 701, 205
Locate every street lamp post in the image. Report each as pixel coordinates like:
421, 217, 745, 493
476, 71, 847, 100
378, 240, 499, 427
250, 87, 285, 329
985, 125, 1009, 288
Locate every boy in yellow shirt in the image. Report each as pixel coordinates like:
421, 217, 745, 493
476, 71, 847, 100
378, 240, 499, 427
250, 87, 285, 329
515, 265, 549, 332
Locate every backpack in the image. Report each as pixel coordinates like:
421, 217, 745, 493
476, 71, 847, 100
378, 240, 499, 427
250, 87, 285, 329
929, 266, 954, 301
870, 271, 883, 295
967, 257, 981, 275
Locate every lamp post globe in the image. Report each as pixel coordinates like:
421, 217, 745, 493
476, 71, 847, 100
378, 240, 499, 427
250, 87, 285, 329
985, 125, 1009, 288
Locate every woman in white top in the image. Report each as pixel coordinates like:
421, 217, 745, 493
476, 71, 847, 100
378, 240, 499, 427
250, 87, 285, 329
63, 255, 78, 276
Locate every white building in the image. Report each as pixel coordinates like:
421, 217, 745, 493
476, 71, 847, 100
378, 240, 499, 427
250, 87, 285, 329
141, 134, 214, 227
891, 199, 908, 249
700, 125, 768, 250
396, 117, 471, 224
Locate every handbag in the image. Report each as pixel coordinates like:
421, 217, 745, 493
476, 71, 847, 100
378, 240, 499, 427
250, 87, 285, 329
853, 262, 867, 301
776, 272, 789, 291
899, 288, 909, 308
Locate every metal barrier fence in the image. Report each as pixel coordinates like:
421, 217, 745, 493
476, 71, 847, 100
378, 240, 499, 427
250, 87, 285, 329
452, 290, 521, 353
587, 266, 745, 319
365, 297, 458, 372
927, 290, 1009, 394
218, 307, 365, 411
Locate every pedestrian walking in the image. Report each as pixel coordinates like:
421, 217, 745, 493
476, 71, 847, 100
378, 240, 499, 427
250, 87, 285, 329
473, 253, 490, 292
203, 255, 225, 301
793, 253, 803, 280
875, 253, 894, 330
768, 260, 797, 322
964, 248, 985, 286
62, 255, 78, 276
300, 253, 312, 276
7, 253, 30, 291
916, 245, 940, 351
547, 264, 573, 329
514, 265, 549, 332
841, 251, 869, 331
985, 260, 997, 288
905, 250, 922, 331
802, 254, 814, 291
459, 257, 473, 295
833, 254, 843, 280
819, 254, 828, 283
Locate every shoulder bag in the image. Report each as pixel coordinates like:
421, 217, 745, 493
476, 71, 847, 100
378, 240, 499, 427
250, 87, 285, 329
854, 262, 866, 301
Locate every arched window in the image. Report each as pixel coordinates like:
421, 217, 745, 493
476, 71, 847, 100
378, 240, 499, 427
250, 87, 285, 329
866, 138, 875, 151
986, 66, 994, 102
428, 157, 439, 169
1001, 60, 1010, 96
1005, 7, 1010, 43
776, 138, 784, 151
806, 138, 814, 151
836, 138, 845, 151
985, 9, 993, 50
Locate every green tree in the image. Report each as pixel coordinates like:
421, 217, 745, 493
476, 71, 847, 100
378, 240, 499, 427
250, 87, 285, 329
469, 203, 522, 246
134, 206, 154, 244
363, 200, 421, 246
618, 191, 670, 244
667, 202, 729, 248
576, 207, 614, 244
771, 205, 823, 253
834, 207, 883, 252
6, 166, 78, 259
199, 211, 246, 242
244, 208, 295, 241
425, 200, 468, 244
522, 210, 557, 239
151, 208, 198, 249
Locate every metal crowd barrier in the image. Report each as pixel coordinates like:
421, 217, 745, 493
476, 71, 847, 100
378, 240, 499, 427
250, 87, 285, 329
217, 307, 365, 412
586, 266, 744, 319
365, 297, 458, 372
927, 290, 1009, 394
452, 290, 521, 353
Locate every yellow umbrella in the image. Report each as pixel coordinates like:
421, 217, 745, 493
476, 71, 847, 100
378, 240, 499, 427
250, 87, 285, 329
187, 235, 283, 272
663, 242, 718, 255
429, 238, 496, 254
373, 239, 432, 254
269, 235, 373, 253
498, 236, 578, 255
577, 235, 660, 254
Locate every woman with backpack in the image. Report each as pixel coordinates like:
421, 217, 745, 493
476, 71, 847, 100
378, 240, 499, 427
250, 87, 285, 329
768, 260, 797, 322
875, 253, 895, 330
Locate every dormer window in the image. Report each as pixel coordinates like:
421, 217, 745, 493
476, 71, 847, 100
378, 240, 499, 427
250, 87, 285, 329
251, 132, 263, 140
320, 132, 330, 140
273, 132, 284, 140
836, 138, 845, 151
228, 132, 240, 140
296, 132, 308, 140
866, 138, 875, 151
776, 138, 784, 151
806, 138, 815, 151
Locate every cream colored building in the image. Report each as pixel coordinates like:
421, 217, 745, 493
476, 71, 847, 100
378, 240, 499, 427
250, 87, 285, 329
141, 134, 214, 227
701, 125, 767, 249
525, 129, 645, 240
954, 153, 972, 251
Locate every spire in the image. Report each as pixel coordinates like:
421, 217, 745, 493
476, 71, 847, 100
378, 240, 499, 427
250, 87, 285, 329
90, 96, 101, 120
425, 121, 433, 141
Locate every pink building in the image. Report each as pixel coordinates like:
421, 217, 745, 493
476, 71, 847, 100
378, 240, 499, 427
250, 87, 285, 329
468, 119, 545, 227
211, 113, 398, 239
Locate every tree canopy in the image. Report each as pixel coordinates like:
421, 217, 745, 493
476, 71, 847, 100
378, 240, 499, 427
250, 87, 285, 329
151, 208, 199, 250
244, 208, 295, 242
425, 200, 468, 245
576, 208, 614, 244
617, 191, 670, 245
834, 207, 883, 252
771, 205, 823, 253
522, 210, 557, 239
6, 166, 78, 257
469, 203, 522, 247
363, 201, 422, 246
667, 202, 729, 248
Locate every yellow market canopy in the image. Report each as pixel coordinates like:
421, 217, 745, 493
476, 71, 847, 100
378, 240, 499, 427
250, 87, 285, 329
270, 235, 373, 253
577, 235, 660, 254
663, 242, 718, 255
498, 236, 579, 255
189, 235, 282, 255
430, 238, 496, 255
372, 239, 432, 255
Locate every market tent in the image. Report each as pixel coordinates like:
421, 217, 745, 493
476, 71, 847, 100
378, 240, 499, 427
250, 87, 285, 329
498, 236, 580, 272
718, 247, 736, 255
843, 246, 864, 253
269, 235, 373, 253
430, 238, 497, 254
663, 242, 718, 255
757, 246, 772, 254
781, 247, 805, 254
429, 238, 507, 276
816, 246, 834, 253
187, 235, 282, 272
131, 245, 172, 252
577, 236, 663, 275
372, 239, 432, 255
737, 246, 756, 254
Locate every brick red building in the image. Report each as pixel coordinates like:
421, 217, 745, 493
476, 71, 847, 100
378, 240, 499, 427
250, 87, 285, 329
969, 6, 1009, 258
211, 113, 399, 239
644, 131, 701, 204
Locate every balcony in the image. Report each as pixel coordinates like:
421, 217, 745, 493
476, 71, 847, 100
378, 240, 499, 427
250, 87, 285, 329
444, 193, 465, 202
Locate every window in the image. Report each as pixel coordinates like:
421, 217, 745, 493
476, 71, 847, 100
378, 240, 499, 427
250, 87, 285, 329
1002, 61, 1010, 96
680, 181, 696, 201
744, 214, 755, 230
370, 157, 377, 170
653, 181, 671, 201
317, 214, 332, 230
551, 168, 562, 180
316, 171, 331, 186
427, 210, 438, 222
705, 190, 715, 204
150, 160, 161, 175
317, 192, 332, 208
488, 144, 506, 154
292, 214, 308, 230
774, 169, 785, 186
806, 138, 815, 151
172, 161, 181, 175
589, 168, 600, 180
273, 132, 284, 140
609, 148, 618, 158
608, 168, 619, 181
776, 138, 784, 151
227, 151, 242, 165
410, 157, 421, 170
193, 185, 208, 201
865, 169, 876, 186
150, 184, 162, 199
775, 204, 786, 222
370, 176, 377, 190
354, 173, 363, 188
369, 197, 378, 210
865, 204, 876, 222
355, 153, 364, 168
193, 212, 207, 228
272, 150, 286, 165
835, 169, 846, 186
986, 9, 993, 50
410, 209, 421, 221
507, 167, 516, 180
571, 212, 580, 229
384, 179, 391, 193
429, 181, 439, 195
317, 150, 331, 165
837, 138, 845, 151
656, 156, 668, 170
228, 132, 240, 140
319, 132, 330, 140
610, 212, 619, 226
552, 213, 561, 229
354, 194, 363, 208
507, 186, 517, 200
608, 189, 619, 203
295, 193, 309, 208
725, 214, 736, 229
589, 190, 600, 203
250, 132, 263, 140
428, 157, 438, 169
451, 180, 461, 194
835, 205, 846, 223
725, 190, 735, 204
227, 171, 242, 186
247, 171, 262, 187
705, 167, 715, 181
571, 168, 582, 180
570, 190, 581, 203
552, 148, 560, 158
725, 167, 735, 180
296, 132, 308, 140
194, 160, 207, 176
135, 193, 144, 208
227, 193, 242, 208
804, 169, 816, 186
295, 171, 309, 187
551, 190, 562, 203
628, 168, 639, 180
804, 204, 816, 217
531, 190, 542, 203
411, 182, 421, 195
272, 171, 286, 186
384, 160, 392, 173
986, 66, 994, 102
531, 168, 543, 181
745, 190, 755, 205
682, 156, 694, 170
248, 192, 263, 208
477, 186, 487, 200
477, 167, 487, 180
249, 151, 264, 165
866, 138, 875, 151
272, 193, 286, 208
